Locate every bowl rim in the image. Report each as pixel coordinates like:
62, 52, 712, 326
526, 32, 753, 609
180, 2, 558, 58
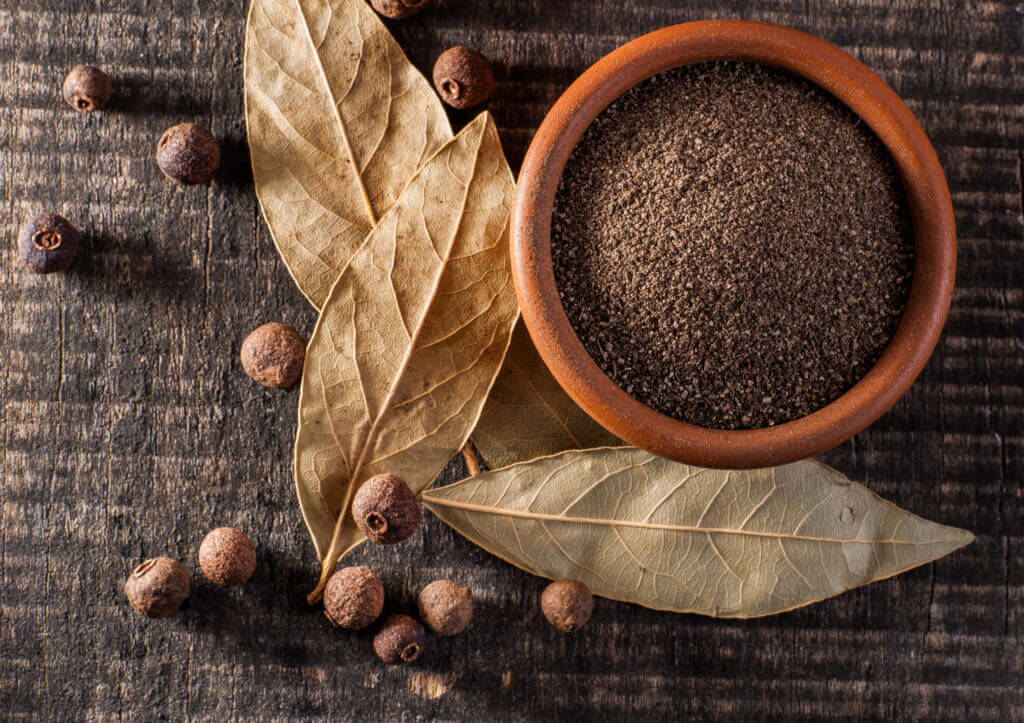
511, 19, 956, 469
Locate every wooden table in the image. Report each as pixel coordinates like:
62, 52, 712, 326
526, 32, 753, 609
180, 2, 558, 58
1, 0, 1021, 719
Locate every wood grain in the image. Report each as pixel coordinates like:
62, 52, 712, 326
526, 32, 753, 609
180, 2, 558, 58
0, 0, 1021, 720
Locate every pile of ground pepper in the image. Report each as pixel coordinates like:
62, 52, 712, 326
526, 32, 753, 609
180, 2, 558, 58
551, 62, 914, 430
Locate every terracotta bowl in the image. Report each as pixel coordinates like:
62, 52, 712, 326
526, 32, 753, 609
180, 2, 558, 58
511, 20, 956, 469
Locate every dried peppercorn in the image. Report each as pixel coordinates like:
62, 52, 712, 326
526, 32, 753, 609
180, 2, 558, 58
352, 473, 422, 544
541, 579, 593, 632
198, 527, 256, 587
323, 566, 384, 630
418, 580, 473, 636
63, 65, 112, 113
17, 213, 80, 274
370, 0, 429, 19
156, 123, 220, 185
124, 557, 190, 618
373, 614, 426, 664
432, 46, 495, 109
240, 322, 306, 389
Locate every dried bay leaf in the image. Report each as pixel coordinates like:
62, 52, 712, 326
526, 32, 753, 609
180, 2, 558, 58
423, 448, 973, 617
295, 113, 517, 600
244, 0, 453, 309
472, 322, 624, 468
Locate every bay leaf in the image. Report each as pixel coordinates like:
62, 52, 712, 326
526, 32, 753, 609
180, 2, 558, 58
472, 321, 624, 468
423, 447, 973, 618
295, 113, 517, 600
244, 0, 453, 309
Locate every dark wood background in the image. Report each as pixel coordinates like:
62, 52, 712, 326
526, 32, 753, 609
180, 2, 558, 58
1, 0, 1021, 719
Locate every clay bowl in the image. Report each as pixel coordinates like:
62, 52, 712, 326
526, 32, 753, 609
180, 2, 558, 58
512, 20, 956, 469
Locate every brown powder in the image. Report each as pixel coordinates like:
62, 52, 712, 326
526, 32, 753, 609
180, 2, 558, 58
551, 62, 914, 430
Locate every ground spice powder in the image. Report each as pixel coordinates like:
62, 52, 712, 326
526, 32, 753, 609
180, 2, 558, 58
552, 62, 914, 429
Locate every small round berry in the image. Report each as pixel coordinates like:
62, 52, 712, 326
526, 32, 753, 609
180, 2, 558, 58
433, 46, 495, 109
198, 527, 256, 587
63, 65, 112, 113
418, 580, 473, 636
373, 614, 426, 664
17, 213, 80, 274
323, 566, 385, 630
240, 322, 306, 389
352, 473, 422, 544
541, 579, 593, 633
124, 557, 190, 618
156, 123, 220, 185
370, 0, 429, 19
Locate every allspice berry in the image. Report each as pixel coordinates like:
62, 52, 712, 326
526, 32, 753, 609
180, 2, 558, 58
124, 557, 190, 618
63, 65, 112, 113
198, 527, 256, 587
370, 0, 429, 19
418, 580, 472, 636
156, 123, 220, 185
541, 579, 593, 633
240, 322, 306, 389
323, 566, 384, 630
373, 614, 426, 664
432, 46, 495, 109
352, 473, 422, 544
17, 213, 80, 274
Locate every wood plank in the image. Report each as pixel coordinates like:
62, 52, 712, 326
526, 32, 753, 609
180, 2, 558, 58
0, 0, 1021, 719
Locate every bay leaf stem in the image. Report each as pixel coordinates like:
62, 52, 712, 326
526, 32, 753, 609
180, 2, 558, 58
462, 443, 481, 478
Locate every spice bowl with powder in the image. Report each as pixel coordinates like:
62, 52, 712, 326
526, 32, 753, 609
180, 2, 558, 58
512, 20, 956, 469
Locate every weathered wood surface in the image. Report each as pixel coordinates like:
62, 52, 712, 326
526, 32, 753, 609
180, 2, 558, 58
0, 0, 1021, 719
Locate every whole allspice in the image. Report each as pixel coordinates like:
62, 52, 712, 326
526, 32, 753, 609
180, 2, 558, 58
323, 566, 385, 630
156, 123, 220, 185
352, 473, 423, 544
370, 0, 430, 19
198, 527, 257, 587
373, 614, 426, 664
433, 47, 495, 109
418, 580, 473, 636
17, 213, 80, 274
63, 65, 112, 113
541, 579, 593, 633
240, 322, 306, 389
124, 557, 191, 618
